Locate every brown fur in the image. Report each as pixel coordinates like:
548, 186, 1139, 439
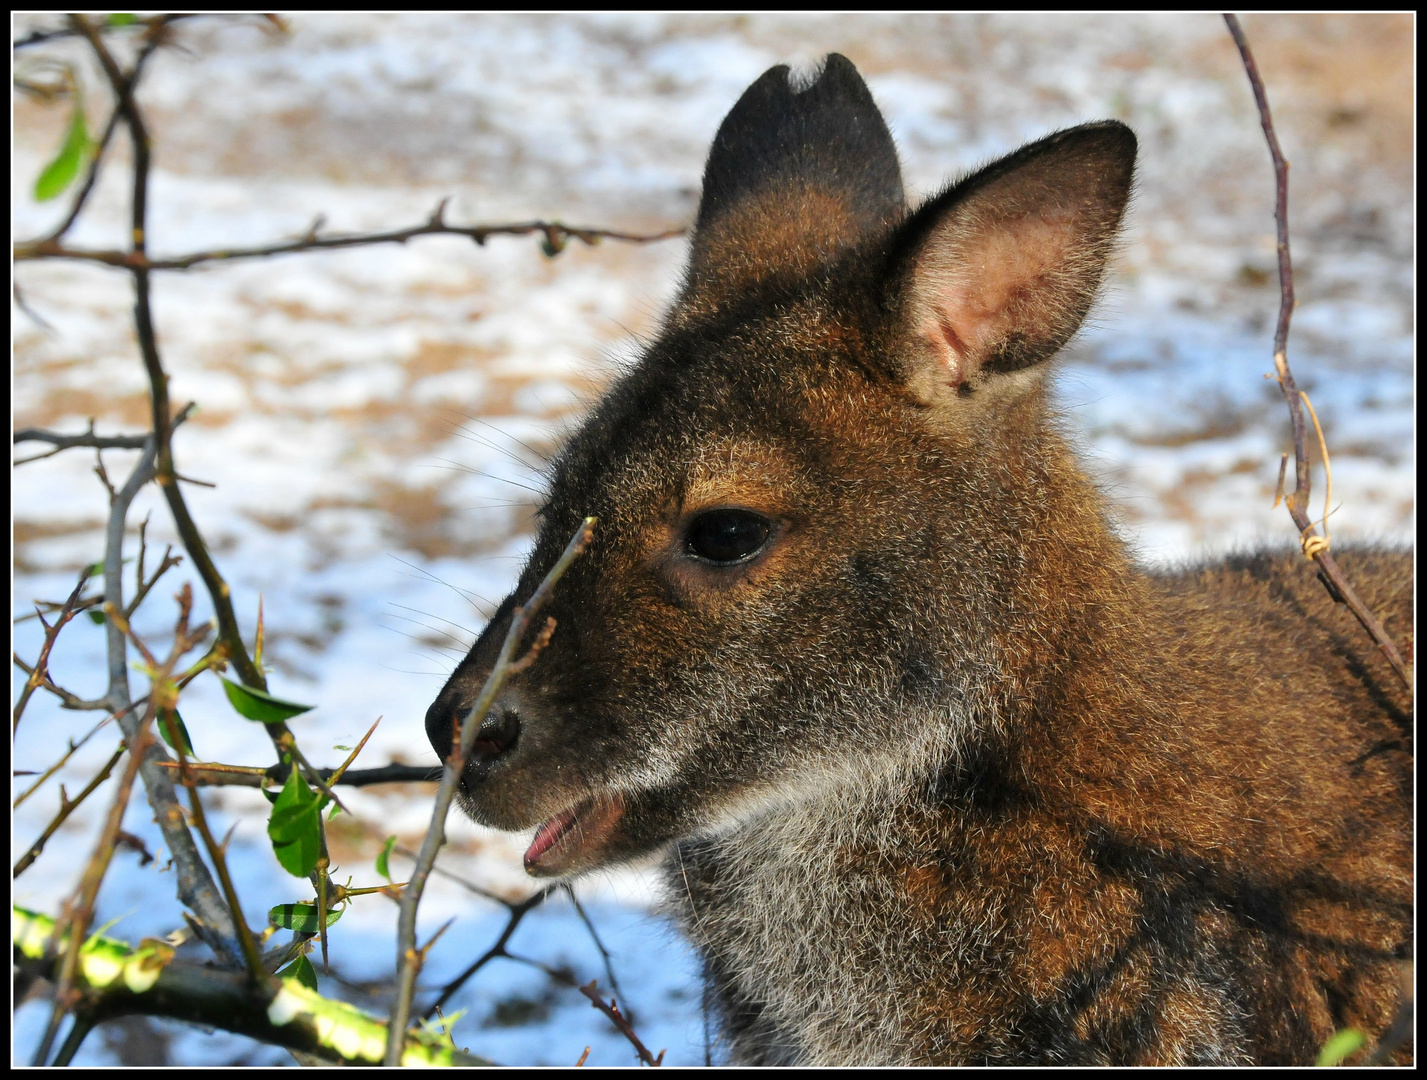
426, 55, 1412, 1064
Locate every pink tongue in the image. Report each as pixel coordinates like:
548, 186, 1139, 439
525, 807, 579, 865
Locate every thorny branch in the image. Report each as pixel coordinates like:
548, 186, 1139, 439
13, 569, 91, 732
34, 587, 215, 1065
386, 517, 596, 1065
1223, 14, 1410, 692
13, 746, 125, 877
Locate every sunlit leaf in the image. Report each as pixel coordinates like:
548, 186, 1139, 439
277, 952, 319, 991
1316, 1028, 1366, 1067
267, 765, 322, 877
34, 97, 92, 202
157, 708, 194, 757
219, 676, 313, 724
270, 901, 343, 934
107, 13, 138, 27
376, 835, 397, 883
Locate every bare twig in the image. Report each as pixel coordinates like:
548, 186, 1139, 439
1223, 14, 1410, 691
566, 885, 624, 1006
422, 889, 555, 1019
13, 569, 91, 732
14, 420, 151, 465
387, 516, 596, 1064
17, 212, 686, 270
14, 746, 125, 877
13, 650, 108, 711
580, 980, 665, 1067
12, 13, 202, 52
156, 760, 439, 788
14, 712, 122, 808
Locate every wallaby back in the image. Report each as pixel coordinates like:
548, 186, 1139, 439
426, 55, 1413, 1065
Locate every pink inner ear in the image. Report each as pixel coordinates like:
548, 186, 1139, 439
916, 210, 1077, 387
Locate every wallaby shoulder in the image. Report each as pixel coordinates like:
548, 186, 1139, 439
667, 546, 1412, 1065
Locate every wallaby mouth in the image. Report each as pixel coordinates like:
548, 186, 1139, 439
523, 793, 626, 877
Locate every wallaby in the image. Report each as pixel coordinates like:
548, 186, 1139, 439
425, 55, 1412, 1065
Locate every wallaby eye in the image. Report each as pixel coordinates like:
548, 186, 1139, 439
685, 509, 772, 564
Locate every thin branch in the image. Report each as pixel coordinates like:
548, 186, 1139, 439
1223, 14, 1410, 691
14, 420, 152, 468
14, 745, 125, 877
14, 711, 123, 808
156, 760, 439, 788
12, 13, 202, 52
11, 654, 111, 711
422, 889, 555, 1020
566, 885, 624, 1006
16, 211, 687, 270
579, 980, 665, 1067
388, 516, 596, 1064
13, 569, 91, 732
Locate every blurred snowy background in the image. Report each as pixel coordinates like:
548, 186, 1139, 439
12, 13, 1413, 1066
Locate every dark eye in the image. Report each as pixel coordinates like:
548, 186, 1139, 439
685, 509, 772, 564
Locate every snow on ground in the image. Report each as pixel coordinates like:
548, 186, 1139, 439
12, 13, 1413, 1066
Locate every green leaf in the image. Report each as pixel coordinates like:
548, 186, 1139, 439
376, 836, 397, 883
34, 98, 92, 202
270, 901, 343, 935
1316, 1028, 1367, 1067
88, 609, 106, 625
219, 677, 314, 724
157, 708, 194, 757
107, 13, 138, 27
277, 952, 319, 991
267, 766, 323, 877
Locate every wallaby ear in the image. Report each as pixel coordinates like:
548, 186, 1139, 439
682, 54, 905, 307
888, 122, 1136, 405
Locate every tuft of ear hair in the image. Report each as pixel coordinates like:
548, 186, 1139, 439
889, 122, 1136, 406
683, 53, 906, 307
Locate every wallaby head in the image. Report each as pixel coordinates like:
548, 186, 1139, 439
426, 55, 1411, 1065
425, 54, 1137, 876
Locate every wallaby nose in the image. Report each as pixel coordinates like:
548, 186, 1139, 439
470, 699, 521, 759
425, 689, 522, 770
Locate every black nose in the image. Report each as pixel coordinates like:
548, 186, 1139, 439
425, 690, 522, 766
470, 701, 521, 758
